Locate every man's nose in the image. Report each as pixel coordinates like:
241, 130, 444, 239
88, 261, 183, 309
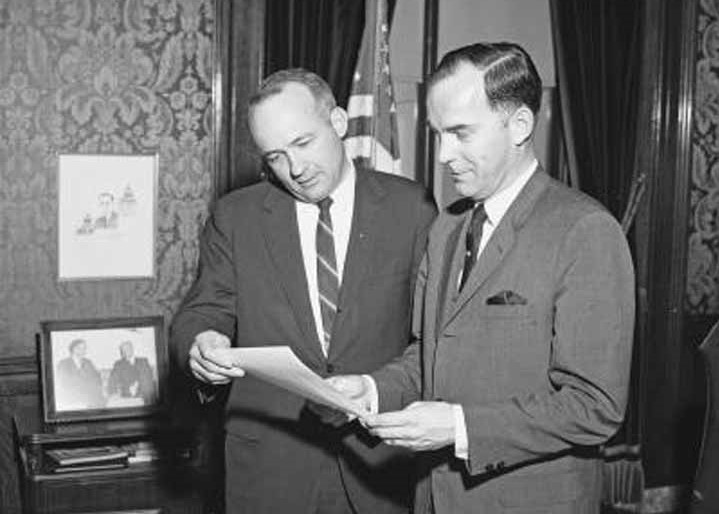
437, 134, 455, 165
284, 150, 304, 178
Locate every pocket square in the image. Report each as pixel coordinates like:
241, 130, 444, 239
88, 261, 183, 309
486, 290, 528, 305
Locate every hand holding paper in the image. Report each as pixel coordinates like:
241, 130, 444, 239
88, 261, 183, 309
363, 401, 456, 452
308, 375, 376, 426
188, 330, 243, 384
208, 346, 370, 420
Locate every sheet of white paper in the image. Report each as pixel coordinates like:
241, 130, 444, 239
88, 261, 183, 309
209, 346, 368, 419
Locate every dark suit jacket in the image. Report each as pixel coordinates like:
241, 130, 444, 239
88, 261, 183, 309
107, 357, 156, 404
373, 169, 635, 514
171, 166, 436, 514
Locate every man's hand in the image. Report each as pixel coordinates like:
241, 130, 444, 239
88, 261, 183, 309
188, 330, 244, 384
364, 401, 456, 452
327, 375, 374, 414
310, 375, 374, 426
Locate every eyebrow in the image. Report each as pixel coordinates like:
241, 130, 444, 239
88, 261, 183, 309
261, 132, 313, 158
430, 123, 472, 134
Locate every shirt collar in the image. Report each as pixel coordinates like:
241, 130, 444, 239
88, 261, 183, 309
483, 159, 538, 226
329, 158, 356, 207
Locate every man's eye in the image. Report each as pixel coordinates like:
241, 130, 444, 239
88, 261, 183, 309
455, 130, 471, 142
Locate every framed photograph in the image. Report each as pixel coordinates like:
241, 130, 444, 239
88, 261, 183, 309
39, 316, 167, 423
57, 153, 157, 280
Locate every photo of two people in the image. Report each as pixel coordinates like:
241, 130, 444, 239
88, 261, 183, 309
45, 323, 163, 419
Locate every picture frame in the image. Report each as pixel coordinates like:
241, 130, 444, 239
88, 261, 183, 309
76, 510, 161, 514
39, 316, 167, 423
57, 153, 157, 281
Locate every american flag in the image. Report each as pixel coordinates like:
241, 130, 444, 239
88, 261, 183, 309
344, 0, 402, 176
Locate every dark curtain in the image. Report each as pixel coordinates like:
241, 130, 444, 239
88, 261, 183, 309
264, 0, 396, 109
551, 0, 643, 216
550, 0, 645, 506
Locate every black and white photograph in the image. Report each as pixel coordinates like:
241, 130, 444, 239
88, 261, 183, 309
39, 317, 166, 423
2, 0, 718, 513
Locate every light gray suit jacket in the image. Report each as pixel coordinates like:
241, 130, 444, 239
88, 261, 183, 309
373, 169, 635, 514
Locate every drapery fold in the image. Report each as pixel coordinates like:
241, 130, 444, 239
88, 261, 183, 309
265, 0, 399, 109
550, 0, 643, 218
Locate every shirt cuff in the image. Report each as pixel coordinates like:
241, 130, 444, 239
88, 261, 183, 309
362, 374, 379, 414
453, 404, 469, 460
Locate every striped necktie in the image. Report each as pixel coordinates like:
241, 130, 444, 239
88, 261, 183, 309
316, 197, 339, 355
459, 202, 487, 291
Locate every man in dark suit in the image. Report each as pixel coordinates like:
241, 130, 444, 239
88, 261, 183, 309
55, 338, 105, 410
329, 42, 635, 514
170, 68, 436, 514
107, 340, 156, 405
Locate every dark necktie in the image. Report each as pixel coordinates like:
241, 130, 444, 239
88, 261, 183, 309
316, 197, 339, 355
459, 202, 487, 291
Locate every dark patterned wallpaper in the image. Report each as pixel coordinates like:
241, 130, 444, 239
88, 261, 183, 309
689, 0, 719, 314
0, 0, 216, 356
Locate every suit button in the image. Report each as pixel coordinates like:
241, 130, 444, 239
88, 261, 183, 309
485, 463, 495, 473
497, 461, 506, 470
326, 363, 335, 373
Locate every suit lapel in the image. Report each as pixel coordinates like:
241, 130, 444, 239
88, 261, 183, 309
330, 167, 384, 358
442, 169, 550, 330
330, 167, 386, 356
261, 185, 325, 363
436, 216, 465, 334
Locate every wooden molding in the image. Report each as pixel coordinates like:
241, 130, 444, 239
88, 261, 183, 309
636, 0, 699, 487
0, 356, 38, 397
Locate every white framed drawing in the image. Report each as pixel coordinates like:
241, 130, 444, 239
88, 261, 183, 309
57, 154, 157, 280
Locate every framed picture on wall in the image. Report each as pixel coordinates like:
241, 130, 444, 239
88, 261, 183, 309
57, 153, 157, 280
39, 316, 167, 423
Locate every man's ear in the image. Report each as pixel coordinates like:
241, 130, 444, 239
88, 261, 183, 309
510, 105, 535, 146
330, 106, 349, 138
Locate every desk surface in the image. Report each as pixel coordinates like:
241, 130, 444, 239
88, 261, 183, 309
13, 405, 182, 446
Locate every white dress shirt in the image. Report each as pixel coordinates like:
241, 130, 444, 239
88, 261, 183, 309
295, 161, 356, 353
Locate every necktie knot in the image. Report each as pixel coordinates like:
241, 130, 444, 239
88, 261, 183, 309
471, 201, 487, 226
466, 202, 487, 249
317, 197, 333, 217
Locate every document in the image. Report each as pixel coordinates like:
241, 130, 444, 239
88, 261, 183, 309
208, 346, 368, 419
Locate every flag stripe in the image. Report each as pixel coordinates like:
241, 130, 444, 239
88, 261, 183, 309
345, 0, 403, 177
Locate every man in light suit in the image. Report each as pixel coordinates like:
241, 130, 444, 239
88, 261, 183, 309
170, 69, 436, 514
330, 42, 635, 514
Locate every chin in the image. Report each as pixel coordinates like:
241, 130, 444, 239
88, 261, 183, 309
454, 184, 476, 199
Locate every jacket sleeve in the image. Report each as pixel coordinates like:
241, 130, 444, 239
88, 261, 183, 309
371, 252, 427, 412
169, 206, 237, 375
370, 191, 436, 412
463, 211, 635, 475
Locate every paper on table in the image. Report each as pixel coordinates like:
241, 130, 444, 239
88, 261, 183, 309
209, 346, 368, 419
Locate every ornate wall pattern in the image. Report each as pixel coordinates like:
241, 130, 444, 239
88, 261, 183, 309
0, 0, 215, 356
688, 0, 719, 314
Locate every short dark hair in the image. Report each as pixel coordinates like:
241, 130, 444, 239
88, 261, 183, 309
248, 68, 336, 116
429, 42, 542, 115
68, 339, 85, 354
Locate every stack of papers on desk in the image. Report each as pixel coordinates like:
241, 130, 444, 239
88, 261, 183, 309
45, 445, 129, 473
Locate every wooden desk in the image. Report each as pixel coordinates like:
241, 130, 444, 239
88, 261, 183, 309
13, 407, 206, 514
